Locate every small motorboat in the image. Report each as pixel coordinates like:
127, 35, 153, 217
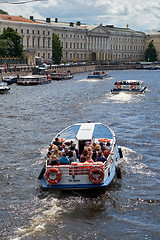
0, 82, 10, 93
3, 76, 17, 84
38, 122, 123, 190
87, 71, 110, 79
51, 71, 73, 80
111, 80, 146, 94
16, 75, 51, 85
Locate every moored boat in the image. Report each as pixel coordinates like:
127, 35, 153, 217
3, 76, 17, 85
111, 80, 146, 94
17, 75, 51, 85
38, 122, 123, 190
0, 82, 10, 93
87, 71, 110, 79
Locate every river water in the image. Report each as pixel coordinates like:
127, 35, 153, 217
0, 70, 160, 240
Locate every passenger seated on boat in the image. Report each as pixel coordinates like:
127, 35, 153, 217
84, 156, 94, 164
92, 144, 101, 160
99, 142, 106, 152
95, 151, 106, 163
103, 148, 111, 159
69, 145, 78, 162
59, 153, 70, 165
53, 137, 62, 146
68, 151, 74, 164
80, 149, 88, 163
47, 151, 52, 158
87, 147, 93, 158
47, 155, 59, 166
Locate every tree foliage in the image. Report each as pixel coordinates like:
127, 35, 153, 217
52, 32, 62, 64
145, 41, 157, 62
0, 39, 14, 57
0, 27, 24, 58
0, 9, 9, 15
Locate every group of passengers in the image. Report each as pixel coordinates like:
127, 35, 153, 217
47, 137, 111, 166
80, 142, 111, 164
115, 81, 140, 85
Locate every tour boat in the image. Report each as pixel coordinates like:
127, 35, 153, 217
111, 80, 146, 94
17, 75, 51, 85
87, 71, 110, 79
0, 82, 10, 93
38, 122, 123, 190
51, 71, 73, 80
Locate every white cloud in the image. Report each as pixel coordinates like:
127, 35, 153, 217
0, 0, 160, 31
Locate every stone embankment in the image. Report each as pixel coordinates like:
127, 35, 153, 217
0, 63, 140, 78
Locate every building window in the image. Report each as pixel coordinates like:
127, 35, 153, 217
43, 31, 45, 35
81, 43, 83, 49
62, 34, 63, 37
66, 42, 68, 48
77, 43, 79, 49
43, 38, 45, 48
21, 29, 23, 33
32, 30, 34, 34
48, 38, 50, 48
48, 31, 50, 35
38, 38, 40, 47
27, 30, 29, 34
27, 38, 29, 47
66, 52, 68, 58
32, 38, 35, 47
48, 53, 50, 59
38, 30, 40, 34
73, 43, 75, 49
70, 42, 72, 49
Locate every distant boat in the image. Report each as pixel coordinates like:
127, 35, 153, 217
0, 82, 10, 93
87, 71, 110, 79
38, 122, 123, 190
17, 75, 51, 85
3, 76, 17, 85
51, 71, 73, 80
111, 80, 146, 94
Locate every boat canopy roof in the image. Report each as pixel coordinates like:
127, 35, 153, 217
56, 122, 114, 141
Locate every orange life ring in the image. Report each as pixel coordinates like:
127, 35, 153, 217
89, 168, 104, 184
117, 84, 121, 89
45, 168, 61, 184
98, 139, 103, 142
60, 138, 65, 142
131, 85, 136, 89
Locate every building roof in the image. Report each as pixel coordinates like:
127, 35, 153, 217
0, 14, 43, 24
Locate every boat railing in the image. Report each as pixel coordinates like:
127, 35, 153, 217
46, 161, 110, 176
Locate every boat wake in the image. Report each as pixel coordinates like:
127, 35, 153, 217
9, 198, 62, 240
106, 92, 142, 103
79, 78, 103, 82
119, 146, 155, 177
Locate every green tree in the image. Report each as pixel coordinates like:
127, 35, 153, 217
0, 9, 9, 15
52, 32, 62, 64
0, 39, 14, 57
145, 41, 157, 62
0, 27, 24, 58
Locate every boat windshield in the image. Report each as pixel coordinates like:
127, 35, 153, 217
59, 124, 81, 139
93, 124, 113, 139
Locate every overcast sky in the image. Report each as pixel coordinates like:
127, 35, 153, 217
1, 0, 160, 31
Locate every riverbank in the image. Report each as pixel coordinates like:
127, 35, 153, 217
0, 63, 143, 78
